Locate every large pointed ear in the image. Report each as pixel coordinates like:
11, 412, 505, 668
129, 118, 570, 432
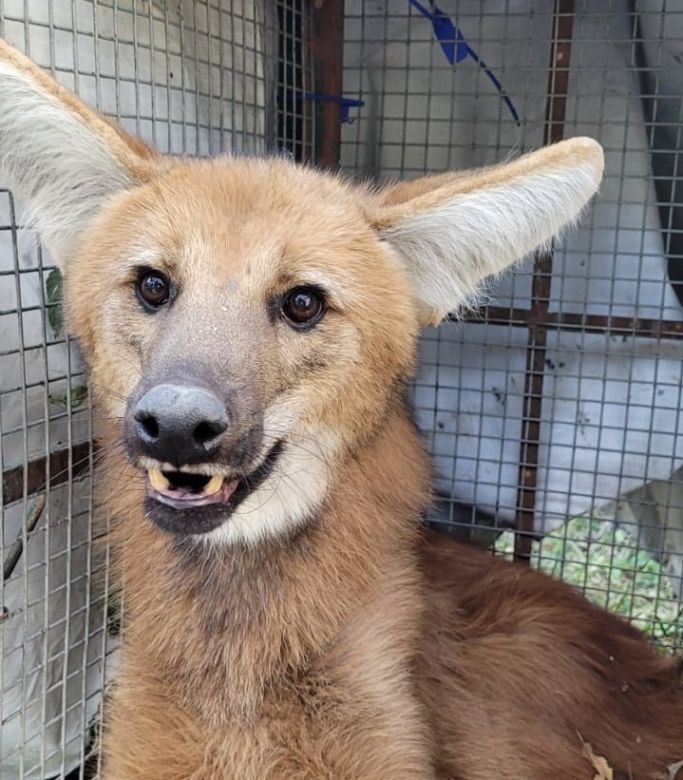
0, 39, 158, 265
371, 137, 604, 326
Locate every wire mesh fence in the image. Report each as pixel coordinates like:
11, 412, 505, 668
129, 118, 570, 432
0, 1, 309, 777
1, 1, 683, 778
341, 0, 683, 653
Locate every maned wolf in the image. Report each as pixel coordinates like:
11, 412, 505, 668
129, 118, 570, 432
0, 40, 681, 780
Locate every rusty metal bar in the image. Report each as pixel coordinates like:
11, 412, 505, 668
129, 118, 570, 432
310, 0, 344, 168
303, 5, 316, 162
514, 0, 575, 562
458, 307, 683, 340
2, 442, 93, 507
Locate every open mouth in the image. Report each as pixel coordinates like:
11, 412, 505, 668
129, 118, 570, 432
141, 440, 284, 535
147, 468, 239, 509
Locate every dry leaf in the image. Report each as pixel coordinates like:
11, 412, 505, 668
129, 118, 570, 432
580, 739, 613, 780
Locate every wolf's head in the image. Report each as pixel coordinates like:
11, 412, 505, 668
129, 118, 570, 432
0, 41, 603, 545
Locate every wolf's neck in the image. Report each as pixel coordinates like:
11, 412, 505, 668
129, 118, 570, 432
105, 407, 430, 720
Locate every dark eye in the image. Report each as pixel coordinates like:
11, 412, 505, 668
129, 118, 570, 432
281, 286, 326, 329
136, 270, 170, 311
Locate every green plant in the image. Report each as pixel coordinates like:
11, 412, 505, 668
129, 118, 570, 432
45, 266, 64, 336
495, 516, 683, 653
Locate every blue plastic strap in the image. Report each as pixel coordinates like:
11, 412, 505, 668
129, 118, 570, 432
409, 0, 469, 64
408, 0, 520, 126
304, 93, 365, 124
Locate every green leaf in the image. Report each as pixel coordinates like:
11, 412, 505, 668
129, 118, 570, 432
49, 383, 88, 409
45, 267, 64, 337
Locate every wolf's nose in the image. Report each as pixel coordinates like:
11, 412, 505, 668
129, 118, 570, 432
132, 384, 228, 466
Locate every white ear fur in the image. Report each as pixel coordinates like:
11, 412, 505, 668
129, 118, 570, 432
374, 138, 604, 326
0, 42, 152, 263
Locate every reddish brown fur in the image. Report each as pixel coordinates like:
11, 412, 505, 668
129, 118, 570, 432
95, 409, 683, 779
420, 535, 683, 778
95, 402, 683, 779
0, 39, 681, 780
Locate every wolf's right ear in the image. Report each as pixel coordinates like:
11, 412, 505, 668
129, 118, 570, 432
0, 40, 158, 265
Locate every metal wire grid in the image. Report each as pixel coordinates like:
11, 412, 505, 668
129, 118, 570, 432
0, 2, 308, 777
341, 0, 683, 651
2, 0, 681, 775
278, 0, 315, 162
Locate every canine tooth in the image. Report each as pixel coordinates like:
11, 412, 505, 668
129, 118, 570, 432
204, 475, 224, 496
148, 468, 170, 492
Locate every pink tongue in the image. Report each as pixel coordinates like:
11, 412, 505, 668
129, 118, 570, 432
169, 483, 203, 498
155, 477, 239, 507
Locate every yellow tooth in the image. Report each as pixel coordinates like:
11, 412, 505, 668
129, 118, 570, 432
148, 468, 170, 492
204, 474, 224, 496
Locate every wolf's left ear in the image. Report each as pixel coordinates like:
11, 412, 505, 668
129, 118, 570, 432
371, 137, 604, 326
0, 39, 158, 265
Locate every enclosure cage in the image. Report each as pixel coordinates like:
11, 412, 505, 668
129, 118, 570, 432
1, 1, 682, 778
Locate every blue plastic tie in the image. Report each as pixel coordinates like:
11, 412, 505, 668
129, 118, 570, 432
408, 0, 520, 126
304, 92, 365, 124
